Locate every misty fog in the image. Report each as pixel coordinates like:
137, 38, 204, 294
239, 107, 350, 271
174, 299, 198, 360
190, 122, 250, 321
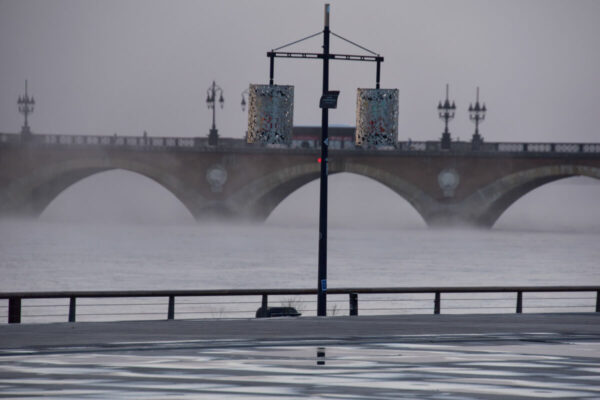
38, 170, 600, 232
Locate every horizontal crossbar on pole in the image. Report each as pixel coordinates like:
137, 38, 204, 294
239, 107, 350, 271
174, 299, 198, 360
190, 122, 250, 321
267, 51, 383, 62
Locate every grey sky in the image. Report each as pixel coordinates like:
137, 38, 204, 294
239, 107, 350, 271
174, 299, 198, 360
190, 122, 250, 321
1, 0, 599, 143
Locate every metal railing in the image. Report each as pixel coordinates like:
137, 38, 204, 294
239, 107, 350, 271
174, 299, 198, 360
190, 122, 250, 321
1, 286, 598, 324
2, 132, 600, 154
0, 132, 198, 148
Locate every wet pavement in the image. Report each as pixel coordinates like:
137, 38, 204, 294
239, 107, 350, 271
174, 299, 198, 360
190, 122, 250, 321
0, 314, 599, 399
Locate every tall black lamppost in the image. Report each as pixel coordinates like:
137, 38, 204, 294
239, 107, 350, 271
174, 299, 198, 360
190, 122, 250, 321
266, 4, 384, 316
17, 80, 35, 138
437, 84, 456, 150
469, 87, 487, 150
206, 81, 224, 146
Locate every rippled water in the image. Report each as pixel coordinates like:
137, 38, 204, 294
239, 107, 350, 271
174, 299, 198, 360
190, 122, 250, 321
1, 221, 599, 293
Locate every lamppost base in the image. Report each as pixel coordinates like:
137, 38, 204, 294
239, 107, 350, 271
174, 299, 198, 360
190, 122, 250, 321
441, 132, 451, 150
208, 128, 219, 146
20, 126, 32, 141
471, 133, 483, 150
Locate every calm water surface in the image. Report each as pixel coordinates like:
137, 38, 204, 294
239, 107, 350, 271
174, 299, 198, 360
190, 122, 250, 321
1, 220, 598, 292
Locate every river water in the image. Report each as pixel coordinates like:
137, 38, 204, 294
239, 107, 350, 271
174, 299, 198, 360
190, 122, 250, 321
0, 173, 599, 320
1, 220, 599, 293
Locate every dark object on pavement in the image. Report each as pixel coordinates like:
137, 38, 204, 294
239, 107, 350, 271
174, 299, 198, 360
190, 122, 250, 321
256, 306, 301, 318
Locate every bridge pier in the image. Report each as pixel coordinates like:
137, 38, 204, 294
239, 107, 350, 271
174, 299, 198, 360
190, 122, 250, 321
423, 211, 490, 228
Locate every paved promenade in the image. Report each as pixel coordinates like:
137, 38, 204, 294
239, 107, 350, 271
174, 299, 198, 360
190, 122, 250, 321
0, 313, 599, 399
1, 312, 599, 349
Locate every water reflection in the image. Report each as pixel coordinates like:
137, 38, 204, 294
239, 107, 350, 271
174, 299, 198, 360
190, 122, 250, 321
1, 337, 599, 399
316, 346, 326, 366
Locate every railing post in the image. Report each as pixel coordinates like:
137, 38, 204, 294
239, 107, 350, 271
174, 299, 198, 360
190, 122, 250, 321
516, 291, 523, 314
434, 291, 441, 314
596, 291, 600, 313
349, 293, 358, 316
8, 297, 21, 324
69, 297, 76, 322
255, 294, 269, 318
168, 296, 175, 320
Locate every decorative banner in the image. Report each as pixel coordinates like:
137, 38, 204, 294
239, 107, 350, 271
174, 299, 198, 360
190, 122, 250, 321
246, 84, 294, 144
355, 88, 399, 147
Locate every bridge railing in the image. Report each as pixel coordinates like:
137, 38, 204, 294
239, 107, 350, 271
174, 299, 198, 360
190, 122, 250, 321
398, 141, 600, 153
1, 286, 598, 324
0, 132, 202, 148
42, 134, 198, 148
496, 143, 600, 153
2, 132, 600, 154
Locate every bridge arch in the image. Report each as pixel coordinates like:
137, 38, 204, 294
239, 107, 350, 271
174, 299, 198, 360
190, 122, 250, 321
462, 164, 600, 227
0, 157, 207, 219
226, 161, 438, 223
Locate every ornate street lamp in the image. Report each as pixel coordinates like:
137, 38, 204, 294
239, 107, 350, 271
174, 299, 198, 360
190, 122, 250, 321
469, 87, 487, 150
206, 80, 224, 146
17, 80, 35, 138
240, 88, 249, 112
240, 89, 249, 138
240, 88, 250, 139
437, 84, 456, 150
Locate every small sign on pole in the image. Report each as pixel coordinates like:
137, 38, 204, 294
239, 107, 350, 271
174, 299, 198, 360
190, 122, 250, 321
321, 279, 327, 292
319, 91, 340, 109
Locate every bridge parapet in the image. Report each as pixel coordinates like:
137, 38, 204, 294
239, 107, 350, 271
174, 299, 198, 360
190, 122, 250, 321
497, 142, 600, 153
2, 132, 600, 155
0, 132, 199, 148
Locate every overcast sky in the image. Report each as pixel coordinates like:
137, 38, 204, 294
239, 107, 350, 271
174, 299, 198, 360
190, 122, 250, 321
1, 0, 600, 143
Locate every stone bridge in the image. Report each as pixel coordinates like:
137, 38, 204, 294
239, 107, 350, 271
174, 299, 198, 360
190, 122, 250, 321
1, 132, 599, 227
